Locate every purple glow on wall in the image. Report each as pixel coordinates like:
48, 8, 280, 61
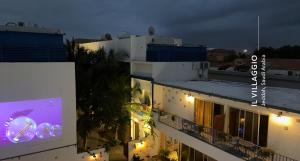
0, 98, 62, 146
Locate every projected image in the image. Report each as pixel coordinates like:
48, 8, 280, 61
0, 98, 62, 146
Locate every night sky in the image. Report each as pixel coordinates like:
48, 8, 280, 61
1, 0, 300, 50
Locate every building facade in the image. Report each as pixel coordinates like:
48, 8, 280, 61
0, 24, 108, 161
81, 35, 300, 161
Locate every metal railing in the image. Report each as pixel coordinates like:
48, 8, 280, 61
154, 109, 297, 161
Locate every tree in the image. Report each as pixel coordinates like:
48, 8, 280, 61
253, 45, 300, 59
69, 43, 131, 152
104, 33, 112, 40
64, 38, 76, 61
128, 81, 156, 138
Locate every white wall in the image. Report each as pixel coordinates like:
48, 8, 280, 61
130, 36, 148, 61
80, 35, 183, 62
153, 85, 163, 109
152, 62, 199, 81
160, 86, 195, 122
131, 62, 200, 82
131, 62, 153, 78
268, 114, 300, 160
0, 63, 76, 160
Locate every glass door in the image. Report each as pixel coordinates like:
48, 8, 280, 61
229, 107, 269, 146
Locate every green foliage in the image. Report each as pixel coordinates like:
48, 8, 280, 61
128, 80, 156, 138
224, 54, 238, 62
159, 149, 171, 161
103, 139, 121, 152
258, 147, 274, 159
65, 39, 131, 152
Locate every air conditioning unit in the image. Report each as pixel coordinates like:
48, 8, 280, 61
193, 62, 209, 80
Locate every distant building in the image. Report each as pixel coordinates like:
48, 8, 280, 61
0, 22, 66, 62
208, 48, 236, 64
267, 59, 300, 77
80, 35, 183, 61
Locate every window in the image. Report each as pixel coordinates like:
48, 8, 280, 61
229, 107, 269, 146
134, 121, 139, 140
180, 143, 216, 161
195, 99, 224, 131
259, 115, 269, 146
229, 108, 239, 136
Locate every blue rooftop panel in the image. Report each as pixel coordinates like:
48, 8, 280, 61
0, 31, 66, 62
146, 44, 207, 62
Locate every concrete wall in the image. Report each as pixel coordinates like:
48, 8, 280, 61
160, 85, 195, 122
130, 36, 147, 61
268, 114, 300, 159
131, 61, 201, 81
152, 62, 199, 81
0, 63, 77, 160
131, 62, 153, 78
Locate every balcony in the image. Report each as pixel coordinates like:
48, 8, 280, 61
153, 108, 297, 161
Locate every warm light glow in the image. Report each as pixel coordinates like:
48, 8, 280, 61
89, 154, 98, 160
168, 151, 179, 161
271, 114, 291, 126
135, 141, 145, 149
143, 123, 151, 134
240, 118, 245, 123
133, 118, 139, 123
185, 95, 194, 103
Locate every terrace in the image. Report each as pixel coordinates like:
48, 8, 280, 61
153, 108, 297, 161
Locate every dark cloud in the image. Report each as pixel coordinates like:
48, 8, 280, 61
1, 0, 299, 50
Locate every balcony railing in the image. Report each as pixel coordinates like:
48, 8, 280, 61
153, 108, 297, 161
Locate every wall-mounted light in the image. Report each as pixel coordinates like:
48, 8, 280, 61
134, 141, 145, 149
240, 118, 245, 123
185, 94, 194, 103
271, 113, 291, 126
133, 118, 139, 123
88, 153, 98, 160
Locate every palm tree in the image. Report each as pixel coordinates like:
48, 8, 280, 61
75, 46, 131, 151
64, 38, 77, 61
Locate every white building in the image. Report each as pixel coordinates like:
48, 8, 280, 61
0, 63, 108, 161
0, 25, 108, 161
81, 35, 300, 161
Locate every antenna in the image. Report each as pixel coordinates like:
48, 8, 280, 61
148, 26, 155, 36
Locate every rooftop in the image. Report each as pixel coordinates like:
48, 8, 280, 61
0, 25, 63, 35
155, 79, 300, 113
